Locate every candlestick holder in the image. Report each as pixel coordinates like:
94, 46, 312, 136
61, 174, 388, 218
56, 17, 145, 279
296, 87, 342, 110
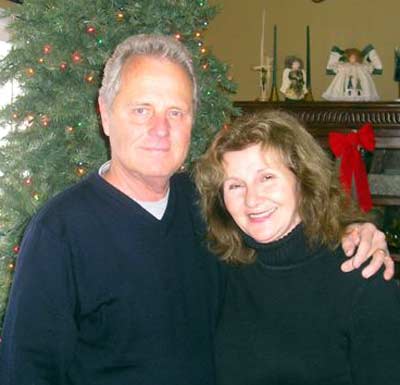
253, 57, 272, 102
304, 88, 314, 101
258, 92, 268, 102
269, 84, 280, 102
253, 66, 268, 101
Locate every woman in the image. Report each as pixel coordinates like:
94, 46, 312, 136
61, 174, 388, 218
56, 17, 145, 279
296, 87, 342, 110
195, 111, 400, 385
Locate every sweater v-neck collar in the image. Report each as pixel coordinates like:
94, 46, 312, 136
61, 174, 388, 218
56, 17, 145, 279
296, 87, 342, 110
91, 172, 177, 230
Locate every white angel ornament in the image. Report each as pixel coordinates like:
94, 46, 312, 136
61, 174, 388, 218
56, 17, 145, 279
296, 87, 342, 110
322, 45, 383, 101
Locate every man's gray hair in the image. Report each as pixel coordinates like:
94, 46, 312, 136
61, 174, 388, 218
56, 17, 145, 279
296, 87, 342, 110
99, 34, 198, 112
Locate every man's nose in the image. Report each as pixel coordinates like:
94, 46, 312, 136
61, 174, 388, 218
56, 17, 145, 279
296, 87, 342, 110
149, 114, 170, 138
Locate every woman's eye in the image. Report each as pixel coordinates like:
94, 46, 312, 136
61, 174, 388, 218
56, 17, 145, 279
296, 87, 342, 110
228, 183, 243, 190
262, 174, 273, 182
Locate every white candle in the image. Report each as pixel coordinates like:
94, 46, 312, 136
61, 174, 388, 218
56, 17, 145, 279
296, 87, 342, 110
260, 8, 266, 66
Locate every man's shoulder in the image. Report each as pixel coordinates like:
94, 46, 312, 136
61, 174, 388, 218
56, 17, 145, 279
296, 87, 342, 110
33, 173, 101, 227
171, 171, 201, 206
171, 171, 207, 237
171, 171, 197, 195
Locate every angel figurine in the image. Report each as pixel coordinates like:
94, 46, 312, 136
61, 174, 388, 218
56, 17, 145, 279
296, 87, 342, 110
322, 45, 383, 101
280, 56, 308, 101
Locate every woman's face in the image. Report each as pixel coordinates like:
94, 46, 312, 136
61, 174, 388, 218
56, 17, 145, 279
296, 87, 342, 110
222, 144, 301, 244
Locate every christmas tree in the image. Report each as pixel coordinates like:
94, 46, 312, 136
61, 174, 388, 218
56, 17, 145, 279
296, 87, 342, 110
0, 0, 237, 327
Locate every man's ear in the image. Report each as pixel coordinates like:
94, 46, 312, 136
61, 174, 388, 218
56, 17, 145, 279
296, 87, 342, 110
98, 96, 110, 137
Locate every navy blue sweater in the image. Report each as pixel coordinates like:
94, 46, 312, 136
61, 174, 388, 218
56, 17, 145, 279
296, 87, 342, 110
216, 224, 400, 385
0, 172, 222, 385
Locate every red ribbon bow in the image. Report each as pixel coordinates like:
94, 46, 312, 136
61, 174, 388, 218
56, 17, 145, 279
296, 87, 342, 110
329, 123, 375, 212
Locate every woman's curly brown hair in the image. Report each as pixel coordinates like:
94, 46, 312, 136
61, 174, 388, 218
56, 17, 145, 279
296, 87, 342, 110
193, 110, 367, 264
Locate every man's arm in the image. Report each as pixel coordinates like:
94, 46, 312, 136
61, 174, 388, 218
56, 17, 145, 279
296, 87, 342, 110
350, 275, 400, 385
340, 223, 394, 280
0, 219, 77, 385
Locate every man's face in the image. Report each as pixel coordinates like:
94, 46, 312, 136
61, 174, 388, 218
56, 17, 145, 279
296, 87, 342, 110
100, 55, 194, 184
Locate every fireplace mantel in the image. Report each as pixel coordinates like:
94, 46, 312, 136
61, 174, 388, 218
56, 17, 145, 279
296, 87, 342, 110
233, 101, 400, 149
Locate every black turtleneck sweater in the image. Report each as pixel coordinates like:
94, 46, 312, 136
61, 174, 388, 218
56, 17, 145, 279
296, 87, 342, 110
215, 224, 400, 385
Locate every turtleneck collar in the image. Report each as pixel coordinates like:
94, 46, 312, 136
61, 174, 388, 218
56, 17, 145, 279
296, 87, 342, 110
242, 223, 322, 268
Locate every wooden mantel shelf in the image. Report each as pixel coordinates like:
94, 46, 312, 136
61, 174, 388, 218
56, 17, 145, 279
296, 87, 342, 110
233, 101, 400, 149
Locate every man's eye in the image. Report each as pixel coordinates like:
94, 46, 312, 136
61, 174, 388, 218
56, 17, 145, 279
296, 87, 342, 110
169, 109, 184, 118
133, 107, 150, 116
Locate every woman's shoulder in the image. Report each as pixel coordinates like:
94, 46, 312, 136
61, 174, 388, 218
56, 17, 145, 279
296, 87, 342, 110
327, 246, 398, 303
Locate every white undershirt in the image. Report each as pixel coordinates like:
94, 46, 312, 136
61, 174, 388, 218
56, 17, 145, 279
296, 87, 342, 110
98, 161, 169, 220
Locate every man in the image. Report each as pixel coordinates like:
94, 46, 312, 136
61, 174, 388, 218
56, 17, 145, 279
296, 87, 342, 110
0, 34, 393, 385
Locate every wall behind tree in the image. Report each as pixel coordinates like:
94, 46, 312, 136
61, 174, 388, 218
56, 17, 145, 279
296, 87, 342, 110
0, 0, 16, 42
206, 0, 400, 101
0, 0, 13, 9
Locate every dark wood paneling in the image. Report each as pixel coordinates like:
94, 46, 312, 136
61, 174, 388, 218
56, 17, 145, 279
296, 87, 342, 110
234, 101, 400, 149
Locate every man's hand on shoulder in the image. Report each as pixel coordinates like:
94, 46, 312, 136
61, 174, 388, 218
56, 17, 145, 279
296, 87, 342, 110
340, 222, 394, 280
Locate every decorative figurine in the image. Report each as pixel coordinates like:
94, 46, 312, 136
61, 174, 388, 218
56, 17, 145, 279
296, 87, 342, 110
280, 56, 308, 101
322, 45, 383, 101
